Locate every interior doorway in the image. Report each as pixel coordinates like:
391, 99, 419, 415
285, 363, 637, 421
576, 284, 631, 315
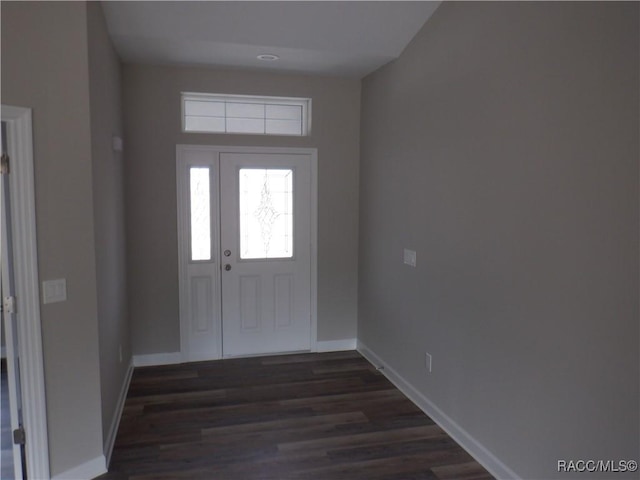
177, 146, 318, 361
1, 120, 25, 479
1, 106, 49, 480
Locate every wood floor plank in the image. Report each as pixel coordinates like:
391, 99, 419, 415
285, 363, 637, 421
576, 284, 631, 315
431, 460, 496, 480
97, 351, 494, 480
200, 411, 368, 436
277, 424, 446, 453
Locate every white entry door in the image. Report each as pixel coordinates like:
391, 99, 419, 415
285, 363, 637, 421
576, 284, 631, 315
177, 146, 316, 360
220, 153, 311, 357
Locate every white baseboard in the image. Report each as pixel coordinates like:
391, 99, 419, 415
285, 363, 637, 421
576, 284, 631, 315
105, 359, 134, 466
133, 351, 182, 367
357, 341, 521, 480
52, 454, 106, 480
316, 338, 357, 352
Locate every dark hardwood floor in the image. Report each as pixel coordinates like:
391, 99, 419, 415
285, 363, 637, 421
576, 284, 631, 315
97, 351, 493, 480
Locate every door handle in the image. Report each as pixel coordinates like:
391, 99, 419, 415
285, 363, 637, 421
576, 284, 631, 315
224, 264, 232, 271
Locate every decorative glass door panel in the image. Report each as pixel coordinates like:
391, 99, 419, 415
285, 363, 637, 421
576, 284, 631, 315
239, 168, 293, 259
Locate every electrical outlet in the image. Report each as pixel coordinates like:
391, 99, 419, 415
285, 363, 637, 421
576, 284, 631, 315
425, 352, 432, 373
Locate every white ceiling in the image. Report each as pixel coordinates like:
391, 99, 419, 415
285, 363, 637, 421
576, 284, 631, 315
101, 1, 441, 78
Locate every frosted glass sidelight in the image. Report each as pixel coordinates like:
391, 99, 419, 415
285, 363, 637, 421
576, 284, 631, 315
190, 167, 211, 261
239, 169, 293, 259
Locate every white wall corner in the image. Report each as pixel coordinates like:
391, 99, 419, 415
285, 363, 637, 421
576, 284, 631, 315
316, 338, 357, 352
51, 454, 106, 480
356, 340, 521, 480
133, 351, 182, 367
105, 359, 134, 466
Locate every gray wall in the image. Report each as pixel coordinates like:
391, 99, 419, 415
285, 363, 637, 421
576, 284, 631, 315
123, 64, 360, 356
358, 2, 639, 479
87, 2, 131, 449
1, 1, 104, 475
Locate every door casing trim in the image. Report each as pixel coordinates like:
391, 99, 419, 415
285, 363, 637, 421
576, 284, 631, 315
176, 145, 318, 360
1, 105, 50, 479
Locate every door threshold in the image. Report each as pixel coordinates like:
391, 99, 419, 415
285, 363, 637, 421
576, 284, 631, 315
222, 349, 312, 360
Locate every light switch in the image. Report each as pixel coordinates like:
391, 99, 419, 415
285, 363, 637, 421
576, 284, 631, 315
403, 248, 417, 267
43, 278, 67, 304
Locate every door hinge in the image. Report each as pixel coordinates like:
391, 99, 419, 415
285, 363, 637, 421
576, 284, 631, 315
3, 295, 16, 314
0, 153, 9, 175
13, 426, 25, 445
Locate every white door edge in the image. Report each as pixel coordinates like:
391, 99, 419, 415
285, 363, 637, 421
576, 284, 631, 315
176, 145, 318, 360
1, 105, 50, 479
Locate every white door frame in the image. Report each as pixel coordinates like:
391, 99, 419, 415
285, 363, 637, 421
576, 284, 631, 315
177, 145, 318, 360
1, 105, 50, 479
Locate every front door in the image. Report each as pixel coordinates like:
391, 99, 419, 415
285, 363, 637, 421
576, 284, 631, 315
177, 146, 315, 360
219, 153, 311, 357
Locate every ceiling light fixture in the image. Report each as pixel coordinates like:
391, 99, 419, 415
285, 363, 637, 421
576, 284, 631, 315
257, 54, 279, 61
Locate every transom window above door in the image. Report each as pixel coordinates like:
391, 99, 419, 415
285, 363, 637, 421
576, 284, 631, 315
182, 93, 311, 136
